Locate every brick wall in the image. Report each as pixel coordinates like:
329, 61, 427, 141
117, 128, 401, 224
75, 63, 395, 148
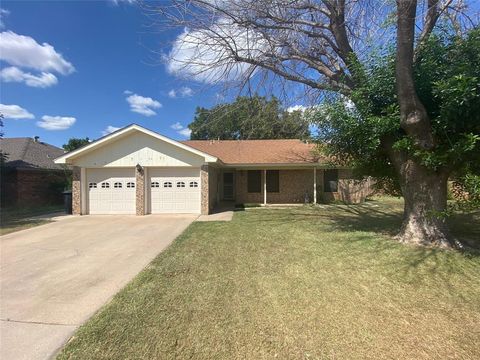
72, 167, 81, 215
235, 169, 316, 204
234, 168, 373, 205
1, 168, 70, 207
136, 165, 145, 215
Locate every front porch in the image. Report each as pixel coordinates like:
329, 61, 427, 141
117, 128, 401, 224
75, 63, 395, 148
213, 167, 373, 206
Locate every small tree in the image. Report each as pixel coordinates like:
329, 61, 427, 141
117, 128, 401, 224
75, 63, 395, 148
189, 95, 310, 140
63, 137, 91, 152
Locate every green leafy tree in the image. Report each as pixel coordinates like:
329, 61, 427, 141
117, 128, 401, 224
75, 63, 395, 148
311, 29, 480, 246
63, 137, 91, 152
189, 95, 310, 140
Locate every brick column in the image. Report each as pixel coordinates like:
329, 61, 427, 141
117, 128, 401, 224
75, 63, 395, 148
201, 164, 209, 215
136, 165, 145, 215
72, 166, 81, 215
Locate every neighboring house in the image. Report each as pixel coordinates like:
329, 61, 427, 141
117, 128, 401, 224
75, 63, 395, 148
54, 124, 373, 215
1, 137, 70, 207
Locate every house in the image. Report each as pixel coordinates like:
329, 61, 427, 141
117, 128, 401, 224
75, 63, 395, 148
1, 137, 70, 207
54, 124, 373, 215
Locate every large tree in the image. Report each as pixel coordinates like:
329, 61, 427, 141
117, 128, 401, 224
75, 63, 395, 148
189, 95, 310, 140
155, 0, 478, 248
63, 137, 91, 152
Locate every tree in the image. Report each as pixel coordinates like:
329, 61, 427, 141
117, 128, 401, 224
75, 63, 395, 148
155, 0, 477, 248
63, 137, 91, 152
311, 29, 480, 245
189, 95, 310, 140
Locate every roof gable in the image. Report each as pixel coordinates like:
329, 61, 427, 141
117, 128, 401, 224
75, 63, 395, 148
1, 137, 65, 169
54, 124, 217, 165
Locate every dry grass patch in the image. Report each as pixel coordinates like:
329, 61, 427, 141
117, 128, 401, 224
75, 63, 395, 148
58, 197, 480, 359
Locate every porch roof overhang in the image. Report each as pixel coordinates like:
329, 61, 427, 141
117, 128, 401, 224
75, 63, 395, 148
221, 162, 348, 169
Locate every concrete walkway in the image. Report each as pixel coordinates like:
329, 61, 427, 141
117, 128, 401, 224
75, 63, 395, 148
0, 214, 196, 360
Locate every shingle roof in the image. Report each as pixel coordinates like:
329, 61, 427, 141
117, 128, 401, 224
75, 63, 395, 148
183, 139, 325, 165
1, 137, 66, 170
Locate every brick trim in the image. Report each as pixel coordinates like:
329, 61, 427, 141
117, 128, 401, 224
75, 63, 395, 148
72, 166, 81, 215
135, 165, 145, 215
201, 165, 209, 215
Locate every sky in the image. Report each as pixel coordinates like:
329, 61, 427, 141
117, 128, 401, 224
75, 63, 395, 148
0, 0, 224, 147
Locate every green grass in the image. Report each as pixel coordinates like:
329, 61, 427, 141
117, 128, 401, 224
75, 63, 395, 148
58, 197, 480, 360
0, 204, 63, 235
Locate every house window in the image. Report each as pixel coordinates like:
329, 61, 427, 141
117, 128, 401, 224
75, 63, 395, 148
189, 181, 198, 188
163, 181, 173, 188
247, 170, 261, 193
324, 169, 338, 192
114, 182, 122, 188
177, 181, 185, 188
266, 170, 279, 193
126, 182, 135, 188
151, 182, 160, 188
89, 182, 97, 189
101, 182, 110, 188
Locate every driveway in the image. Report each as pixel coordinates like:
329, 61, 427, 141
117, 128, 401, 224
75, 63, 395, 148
0, 214, 197, 360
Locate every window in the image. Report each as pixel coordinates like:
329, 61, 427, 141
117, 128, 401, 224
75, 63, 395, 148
151, 182, 160, 188
177, 181, 185, 188
266, 170, 279, 192
163, 181, 172, 188
189, 181, 198, 188
247, 170, 261, 193
101, 182, 110, 188
324, 169, 338, 192
114, 182, 122, 188
89, 182, 97, 188
126, 182, 135, 188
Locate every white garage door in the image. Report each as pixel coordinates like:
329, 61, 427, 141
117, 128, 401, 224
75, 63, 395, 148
149, 168, 201, 214
87, 168, 136, 214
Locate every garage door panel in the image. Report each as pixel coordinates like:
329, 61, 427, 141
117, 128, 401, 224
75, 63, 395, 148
87, 168, 135, 214
149, 168, 201, 214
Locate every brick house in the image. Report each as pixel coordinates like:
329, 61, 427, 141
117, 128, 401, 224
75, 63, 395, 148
54, 124, 373, 216
1, 137, 70, 207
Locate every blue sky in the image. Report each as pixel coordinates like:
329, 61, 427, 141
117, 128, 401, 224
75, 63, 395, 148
0, 0, 223, 147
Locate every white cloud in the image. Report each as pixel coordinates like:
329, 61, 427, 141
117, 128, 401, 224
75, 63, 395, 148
168, 86, 193, 98
166, 19, 267, 84
101, 125, 121, 136
36, 115, 76, 130
111, 0, 136, 5
170, 122, 183, 130
124, 89, 133, 95
169, 121, 191, 138
0, 8, 10, 29
126, 93, 162, 117
0, 31, 74, 88
0, 66, 58, 88
0, 31, 74, 74
0, 103, 34, 119
178, 128, 192, 137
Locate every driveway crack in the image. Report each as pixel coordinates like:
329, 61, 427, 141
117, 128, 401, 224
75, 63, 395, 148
1, 318, 79, 327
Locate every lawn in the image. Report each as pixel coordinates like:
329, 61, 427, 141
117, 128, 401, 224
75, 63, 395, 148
58, 197, 480, 360
0, 205, 63, 235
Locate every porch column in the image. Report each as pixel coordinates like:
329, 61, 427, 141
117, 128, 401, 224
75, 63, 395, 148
72, 166, 81, 215
313, 167, 317, 204
263, 169, 267, 205
135, 164, 145, 216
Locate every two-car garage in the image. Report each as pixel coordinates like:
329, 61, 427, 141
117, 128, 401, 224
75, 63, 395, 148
54, 125, 217, 216
86, 167, 201, 215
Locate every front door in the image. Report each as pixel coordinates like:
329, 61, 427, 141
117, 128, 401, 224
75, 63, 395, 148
223, 172, 234, 200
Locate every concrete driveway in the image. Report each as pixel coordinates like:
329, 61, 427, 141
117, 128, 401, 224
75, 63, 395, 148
0, 214, 197, 360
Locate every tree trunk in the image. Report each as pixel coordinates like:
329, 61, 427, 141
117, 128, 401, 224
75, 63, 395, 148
395, 159, 457, 248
